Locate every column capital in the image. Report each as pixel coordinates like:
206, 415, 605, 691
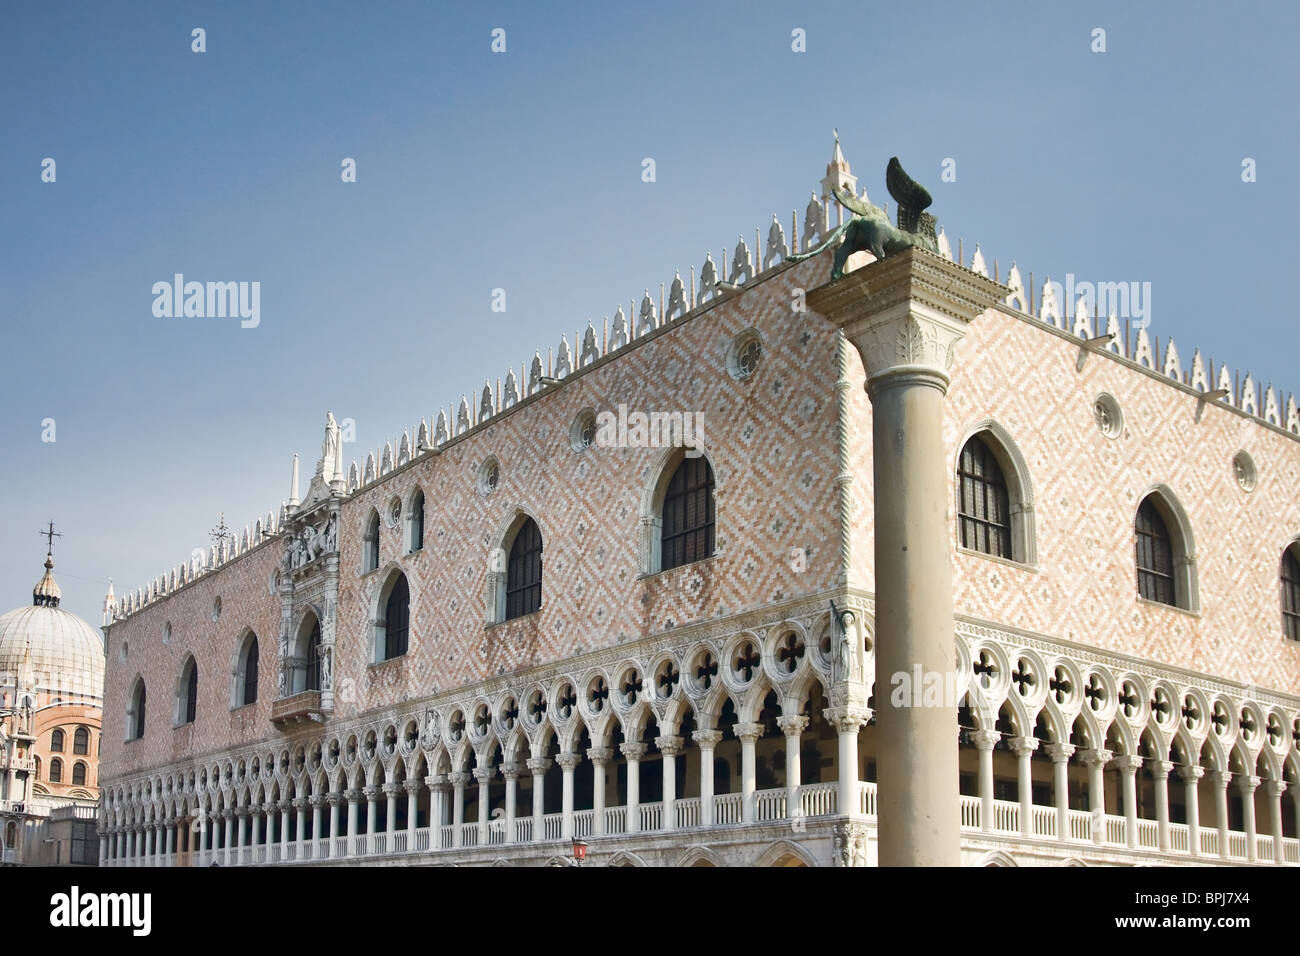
1078, 748, 1113, 769
278, 800, 294, 812
806, 248, 1006, 393
1267, 778, 1288, 798
971, 729, 1001, 752
361, 786, 380, 800
1210, 770, 1233, 789
343, 789, 362, 802
734, 722, 765, 742
692, 730, 723, 748
447, 772, 471, 787
1043, 742, 1075, 762
554, 752, 582, 771
403, 778, 423, 794
292, 797, 308, 810
1112, 754, 1143, 773
1147, 759, 1175, 779
325, 792, 345, 807
525, 758, 553, 774
499, 764, 521, 781
1007, 736, 1039, 757
382, 782, 402, 798
620, 742, 647, 760
823, 705, 869, 734
776, 715, 810, 738
1235, 774, 1261, 795
262, 801, 279, 814
1177, 764, 1206, 783
308, 794, 326, 808
424, 774, 449, 791
654, 736, 684, 757
472, 766, 495, 784
586, 747, 613, 765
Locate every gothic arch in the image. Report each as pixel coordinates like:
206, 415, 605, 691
485, 506, 546, 624
974, 850, 1018, 867
954, 419, 1038, 565
754, 840, 816, 867
1134, 484, 1199, 612
676, 845, 723, 867
638, 445, 720, 574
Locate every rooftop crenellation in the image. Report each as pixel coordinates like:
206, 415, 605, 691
107, 138, 1300, 624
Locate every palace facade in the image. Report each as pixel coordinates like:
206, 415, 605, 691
97, 143, 1300, 867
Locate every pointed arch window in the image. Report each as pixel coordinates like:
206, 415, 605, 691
382, 574, 410, 660
239, 635, 259, 706
1135, 498, 1176, 606
364, 509, 380, 572
957, 435, 1012, 558
661, 456, 715, 572
72, 727, 89, 755
50, 729, 64, 752
410, 488, 425, 553
180, 659, 199, 724
305, 618, 322, 691
129, 681, 146, 741
1282, 545, 1300, 642
505, 518, 543, 620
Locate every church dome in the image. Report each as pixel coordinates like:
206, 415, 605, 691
0, 554, 105, 701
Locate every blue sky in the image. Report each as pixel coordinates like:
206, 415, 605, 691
2, 1, 1297, 624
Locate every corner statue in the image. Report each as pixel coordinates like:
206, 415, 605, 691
789, 156, 938, 279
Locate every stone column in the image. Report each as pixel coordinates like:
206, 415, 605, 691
362, 787, 379, 844
1115, 754, 1142, 849
250, 805, 262, 854
279, 801, 292, 856
164, 820, 175, 863
776, 716, 809, 823
262, 802, 277, 858
236, 809, 248, 861
99, 835, 109, 866
1149, 759, 1173, 853
1238, 774, 1260, 863
473, 767, 494, 845
327, 793, 342, 850
403, 779, 421, 849
826, 707, 868, 817
693, 730, 721, 827
655, 737, 683, 830
1211, 770, 1231, 859
309, 795, 323, 855
586, 749, 610, 836
1267, 779, 1286, 865
735, 722, 763, 824
223, 810, 235, 865
1044, 742, 1074, 840
525, 759, 549, 841
294, 797, 308, 856
1008, 737, 1038, 838
556, 753, 580, 839
973, 729, 999, 833
448, 773, 469, 846
344, 789, 360, 855
621, 744, 645, 833
426, 776, 450, 845
383, 783, 400, 843
810, 250, 1005, 866
501, 765, 520, 843
1079, 748, 1112, 844
1178, 764, 1203, 857
196, 814, 208, 867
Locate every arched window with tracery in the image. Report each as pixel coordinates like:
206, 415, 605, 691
661, 456, 715, 572
957, 435, 1012, 558
179, 658, 199, 724
381, 574, 410, 660
1282, 544, 1300, 642
505, 518, 543, 620
1135, 497, 1176, 606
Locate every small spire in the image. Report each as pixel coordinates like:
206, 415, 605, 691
288, 453, 300, 509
